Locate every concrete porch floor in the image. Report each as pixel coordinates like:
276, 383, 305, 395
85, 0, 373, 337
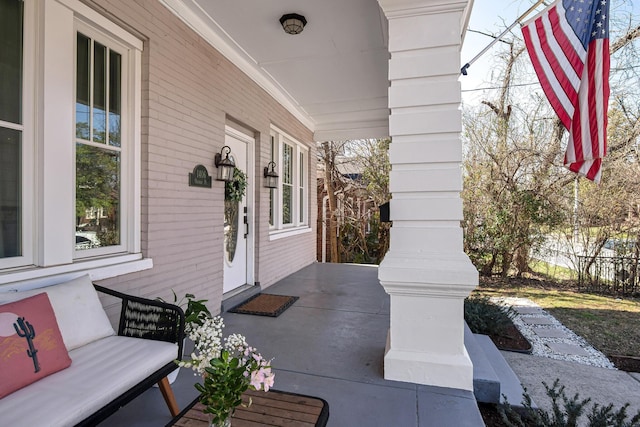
100, 262, 484, 426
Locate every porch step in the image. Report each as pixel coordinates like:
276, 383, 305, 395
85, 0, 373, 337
221, 284, 261, 313
465, 324, 533, 408
465, 324, 500, 403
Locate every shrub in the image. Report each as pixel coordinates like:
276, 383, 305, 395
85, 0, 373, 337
464, 295, 516, 337
499, 379, 640, 427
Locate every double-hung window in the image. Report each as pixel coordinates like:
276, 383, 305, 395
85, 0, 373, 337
74, 27, 127, 256
269, 126, 309, 237
0, 0, 23, 261
0, 0, 31, 269
0, 0, 143, 281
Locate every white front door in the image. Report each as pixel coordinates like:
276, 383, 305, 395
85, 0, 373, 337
223, 128, 253, 293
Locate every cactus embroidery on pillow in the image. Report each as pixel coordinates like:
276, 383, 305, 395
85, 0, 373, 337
0, 293, 71, 398
13, 317, 40, 373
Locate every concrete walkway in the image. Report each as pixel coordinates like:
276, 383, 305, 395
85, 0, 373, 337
502, 351, 640, 420
496, 296, 640, 422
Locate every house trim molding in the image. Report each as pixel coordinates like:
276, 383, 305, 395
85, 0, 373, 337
378, 0, 470, 18
269, 227, 312, 241
0, 254, 153, 288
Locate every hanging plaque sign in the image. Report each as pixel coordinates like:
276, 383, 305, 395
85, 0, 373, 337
189, 164, 212, 188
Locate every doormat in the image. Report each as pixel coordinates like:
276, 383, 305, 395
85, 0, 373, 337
229, 293, 299, 317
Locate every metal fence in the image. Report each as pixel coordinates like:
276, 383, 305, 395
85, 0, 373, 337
577, 255, 640, 296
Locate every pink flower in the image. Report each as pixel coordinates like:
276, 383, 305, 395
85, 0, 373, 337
261, 368, 275, 392
250, 369, 265, 390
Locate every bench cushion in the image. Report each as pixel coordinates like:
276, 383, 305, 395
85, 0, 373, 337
0, 293, 72, 398
0, 335, 178, 427
0, 275, 115, 351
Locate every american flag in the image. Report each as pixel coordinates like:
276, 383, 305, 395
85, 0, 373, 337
522, 0, 610, 182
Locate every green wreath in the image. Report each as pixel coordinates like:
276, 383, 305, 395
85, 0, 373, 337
225, 168, 247, 202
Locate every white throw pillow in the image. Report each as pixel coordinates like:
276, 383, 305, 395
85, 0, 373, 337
0, 275, 115, 351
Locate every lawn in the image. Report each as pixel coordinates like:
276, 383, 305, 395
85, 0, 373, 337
474, 276, 640, 358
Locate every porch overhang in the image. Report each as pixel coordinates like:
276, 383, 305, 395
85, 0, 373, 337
159, 0, 392, 142
159, 0, 475, 141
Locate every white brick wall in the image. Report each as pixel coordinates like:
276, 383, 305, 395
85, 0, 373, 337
88, 0, 317, 316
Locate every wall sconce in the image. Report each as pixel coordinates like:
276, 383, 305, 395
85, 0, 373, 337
263, 161, 279, 188
214, 145, 235, 182
279, 13, 307, 35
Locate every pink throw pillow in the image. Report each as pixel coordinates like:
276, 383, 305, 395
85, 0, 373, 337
0, 293, 72, 398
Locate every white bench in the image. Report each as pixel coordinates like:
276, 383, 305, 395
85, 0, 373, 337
0, 275, 185, 426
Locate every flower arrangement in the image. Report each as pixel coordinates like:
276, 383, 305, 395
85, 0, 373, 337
179, 316, 274, 426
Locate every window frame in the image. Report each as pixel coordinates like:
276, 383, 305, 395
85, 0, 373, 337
0, 0, 35, 270
269, 126, 309, 239
73, 21, 132, 259
0, 0, 146, 282
268, 134, 276, 227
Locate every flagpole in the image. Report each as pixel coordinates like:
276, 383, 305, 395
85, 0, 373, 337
461, 0, 547, 75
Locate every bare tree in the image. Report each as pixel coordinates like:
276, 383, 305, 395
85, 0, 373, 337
320, 141, 344, 262
318, 139, 391, 264
462, 2, 640, 279
350, 138, 391, 262
463, 37, 566, 277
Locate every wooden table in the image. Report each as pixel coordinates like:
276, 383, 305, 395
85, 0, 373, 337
167, 389, 329, 427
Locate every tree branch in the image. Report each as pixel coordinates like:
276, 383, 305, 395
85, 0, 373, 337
611, 25, 640, 54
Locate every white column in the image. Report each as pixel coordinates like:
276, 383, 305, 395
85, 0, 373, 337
377, 0, 478, 390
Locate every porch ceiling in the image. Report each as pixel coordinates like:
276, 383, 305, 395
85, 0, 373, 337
160, 0, 390, 141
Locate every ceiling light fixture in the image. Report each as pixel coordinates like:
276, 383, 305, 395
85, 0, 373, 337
279, 13, 307, 35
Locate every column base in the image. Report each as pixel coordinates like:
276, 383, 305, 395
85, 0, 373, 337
384, 330, 473, 390
379, 252, 477, 390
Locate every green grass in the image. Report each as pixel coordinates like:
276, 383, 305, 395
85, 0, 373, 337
476, 278, 640, 357
529, 259, 577, 281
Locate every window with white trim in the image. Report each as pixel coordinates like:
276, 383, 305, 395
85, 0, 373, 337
0, 0, 25, 265
269, 135, 275, 227
299, 151, 306, 223
269, 127, 308, 234
0, 0, 142, 274
74, 26, 128, 256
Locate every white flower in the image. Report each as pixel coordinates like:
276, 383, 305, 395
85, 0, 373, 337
179, 315, 274, 391
225, 333, 247, 352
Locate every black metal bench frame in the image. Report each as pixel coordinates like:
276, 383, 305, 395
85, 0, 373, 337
73, 285, 186, 427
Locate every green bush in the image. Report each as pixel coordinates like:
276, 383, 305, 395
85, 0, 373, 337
464, 295, 516, 337
500, 379, 640, 427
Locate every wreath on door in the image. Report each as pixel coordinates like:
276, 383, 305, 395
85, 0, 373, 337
225, 168, 247, 202
224, 168, 248, 262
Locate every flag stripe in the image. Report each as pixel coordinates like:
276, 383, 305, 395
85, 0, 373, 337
550, 5, 585, 74
522, 22, 573, 128
598, 40, 610, 158
588, 41, 599, 161
537, 14, 580, 116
